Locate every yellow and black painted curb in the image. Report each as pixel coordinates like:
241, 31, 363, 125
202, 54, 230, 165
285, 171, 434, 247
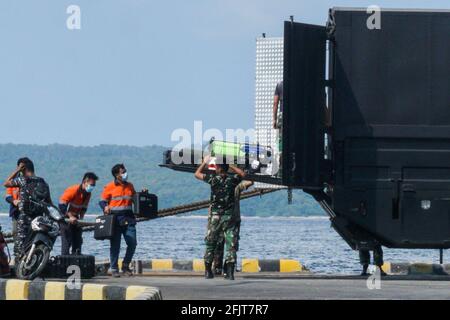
0, 279, 162, 300
240, 259, 305, 273
96, 258, 306, 275
382, 262, 450, 275
94, 259, 450, 276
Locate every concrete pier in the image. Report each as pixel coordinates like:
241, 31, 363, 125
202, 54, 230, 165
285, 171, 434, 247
89, 273, 450, 300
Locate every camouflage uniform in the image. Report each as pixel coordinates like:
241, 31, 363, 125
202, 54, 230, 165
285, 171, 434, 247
212, 218, 225, 270
203, 173, 242, 265
9, 176, 51, 259
208, 208, 224, 270
15, 214, 32, 258
212, 181, 252, 269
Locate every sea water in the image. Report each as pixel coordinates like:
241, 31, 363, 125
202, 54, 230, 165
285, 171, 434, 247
0, 214, 444, 274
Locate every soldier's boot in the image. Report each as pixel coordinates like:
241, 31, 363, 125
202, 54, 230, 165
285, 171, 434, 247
213, 261, 223, 275
205, 263, 214, 279
361, 264, 369, 276
225, 263, 235, 281
223, 262, 229, 279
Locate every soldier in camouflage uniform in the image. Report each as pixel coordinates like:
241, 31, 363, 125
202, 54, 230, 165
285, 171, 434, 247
195, 155, 246, 280
212, 180, 254, 276
3, 159, 52, 262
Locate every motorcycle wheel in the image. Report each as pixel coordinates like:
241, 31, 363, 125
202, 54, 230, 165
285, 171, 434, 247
16, 244, 50, 280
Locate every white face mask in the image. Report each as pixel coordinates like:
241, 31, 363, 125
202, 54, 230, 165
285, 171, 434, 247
121, 172, 128, 182
85, 184, 95, 193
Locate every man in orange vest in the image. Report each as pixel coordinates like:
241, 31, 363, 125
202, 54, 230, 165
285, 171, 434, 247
5, 187, 19, 233
99, 164, 139, 278
59, 172, 99, 255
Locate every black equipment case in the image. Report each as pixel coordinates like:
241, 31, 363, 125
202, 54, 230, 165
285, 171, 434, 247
133, 192, 158, 218
45, 255, 95, 279
94, 214, 115, 240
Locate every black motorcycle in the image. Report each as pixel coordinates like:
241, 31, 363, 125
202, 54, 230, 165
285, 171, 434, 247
16, 203, 64, 280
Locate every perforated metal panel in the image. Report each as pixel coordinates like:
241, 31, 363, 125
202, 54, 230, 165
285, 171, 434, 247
254, 37, 284, 189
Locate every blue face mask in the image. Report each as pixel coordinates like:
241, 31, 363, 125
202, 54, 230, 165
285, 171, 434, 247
121, 172, 128, 182
85, 184, 95, 193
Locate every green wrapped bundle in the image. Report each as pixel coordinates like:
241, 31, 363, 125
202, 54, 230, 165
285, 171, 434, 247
209, 140, 273, 170
210, 140, 245, 158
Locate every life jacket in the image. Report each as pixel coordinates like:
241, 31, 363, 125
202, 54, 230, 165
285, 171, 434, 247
60, 184, 91, 217
6, 187, 20, 201
6, 187, 20, 218
101, 181, 136, 212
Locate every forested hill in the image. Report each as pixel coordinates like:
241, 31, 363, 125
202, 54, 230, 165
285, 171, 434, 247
0, 144, 324, 217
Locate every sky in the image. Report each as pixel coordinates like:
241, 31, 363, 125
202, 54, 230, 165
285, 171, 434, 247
0, 0, 448, 147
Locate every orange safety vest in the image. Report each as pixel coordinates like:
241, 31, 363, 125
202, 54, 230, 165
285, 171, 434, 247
6, 187, 20, 201
60, 184, 91, 217
101, 181, 136, 212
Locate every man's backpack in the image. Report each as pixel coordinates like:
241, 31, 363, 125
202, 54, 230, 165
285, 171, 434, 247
22, 177, 51, 215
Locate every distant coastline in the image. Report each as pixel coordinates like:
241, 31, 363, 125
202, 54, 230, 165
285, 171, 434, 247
0, 144, 324, 216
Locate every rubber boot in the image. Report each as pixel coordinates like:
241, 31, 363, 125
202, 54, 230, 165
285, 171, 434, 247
214, 262, 223, 276
223, 262, 229, 279
361, 264, 369, 276
205, 263, 214, 279
225, 262, 235, 280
